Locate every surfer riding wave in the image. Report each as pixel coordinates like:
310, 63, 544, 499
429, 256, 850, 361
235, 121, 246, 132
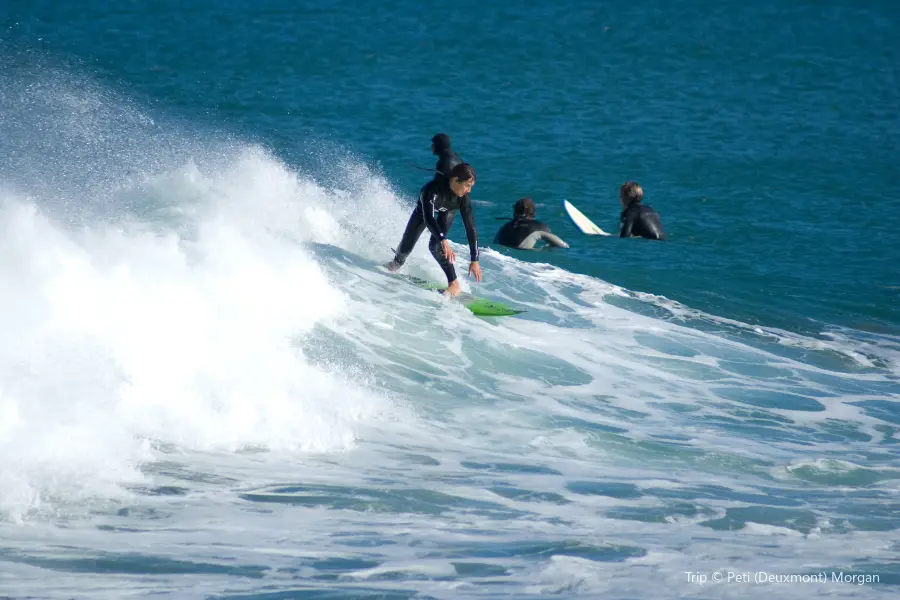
386, 163, 482, 296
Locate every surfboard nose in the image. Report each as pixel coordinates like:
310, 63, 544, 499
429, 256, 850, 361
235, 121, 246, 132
563, 199, 611, 236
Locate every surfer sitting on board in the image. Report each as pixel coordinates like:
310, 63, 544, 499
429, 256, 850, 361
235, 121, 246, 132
619, 181, 666, 240
494, 197, 569, 250
386, 162, 483, 297
430, 133, 461, 183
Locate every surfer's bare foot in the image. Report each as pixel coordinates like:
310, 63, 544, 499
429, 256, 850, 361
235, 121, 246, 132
385, 259, 401, 272
443, 280, 461, 297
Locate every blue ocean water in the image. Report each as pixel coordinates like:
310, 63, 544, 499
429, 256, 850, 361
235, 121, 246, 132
1, 0, 898, 598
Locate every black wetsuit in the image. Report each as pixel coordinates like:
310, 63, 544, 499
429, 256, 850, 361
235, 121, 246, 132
494, 218, 553, 249
434, 149, 461, 182
391, 178, 479, 283
620, 203, 666, 240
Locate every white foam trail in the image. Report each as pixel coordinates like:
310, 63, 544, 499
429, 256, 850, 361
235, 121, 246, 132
0, 148, 404, 522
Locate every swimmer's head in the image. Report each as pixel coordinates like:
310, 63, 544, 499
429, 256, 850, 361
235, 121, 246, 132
431, 133, 452, 154
620, 181, 643, 209
513, 197, 536, 219
448, 163, 476, 196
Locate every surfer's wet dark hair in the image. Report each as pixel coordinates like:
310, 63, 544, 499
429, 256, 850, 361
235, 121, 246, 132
620, 181, 643, 205
514, 197, 536, 219
449, 163, 476, 183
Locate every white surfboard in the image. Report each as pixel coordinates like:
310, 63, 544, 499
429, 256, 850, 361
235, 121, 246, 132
563, 199, 611, 236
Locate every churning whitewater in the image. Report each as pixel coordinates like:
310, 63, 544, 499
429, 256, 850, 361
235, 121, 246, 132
1, 65, 897, 599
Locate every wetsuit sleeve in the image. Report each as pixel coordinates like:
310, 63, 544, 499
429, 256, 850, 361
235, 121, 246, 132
460, 195, 479, 261
418, 188, 446, 239
620, 209, 636, 238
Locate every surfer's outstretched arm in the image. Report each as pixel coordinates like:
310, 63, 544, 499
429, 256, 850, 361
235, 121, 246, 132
459, 195, 482, 284
517, 231, 569, 249
459, 195, 479, 262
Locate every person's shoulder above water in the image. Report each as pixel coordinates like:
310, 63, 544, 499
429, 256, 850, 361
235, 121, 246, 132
431, 133, 461, 181
618, 181, 666, 241
494, 197, 569, 250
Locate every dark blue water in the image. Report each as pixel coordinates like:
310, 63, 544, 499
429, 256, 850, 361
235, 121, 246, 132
2, 1, 898, 598
7, 0, 899, 335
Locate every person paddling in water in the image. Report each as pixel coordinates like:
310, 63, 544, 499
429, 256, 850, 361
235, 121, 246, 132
494, 197, 569, 250
619, 181, 666, 240
385, 163, 482, 297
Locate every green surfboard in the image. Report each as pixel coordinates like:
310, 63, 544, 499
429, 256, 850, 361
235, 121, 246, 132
397, 275, 525, 317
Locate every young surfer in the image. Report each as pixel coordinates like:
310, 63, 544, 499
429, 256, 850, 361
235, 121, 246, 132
386, 163, 482, 296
